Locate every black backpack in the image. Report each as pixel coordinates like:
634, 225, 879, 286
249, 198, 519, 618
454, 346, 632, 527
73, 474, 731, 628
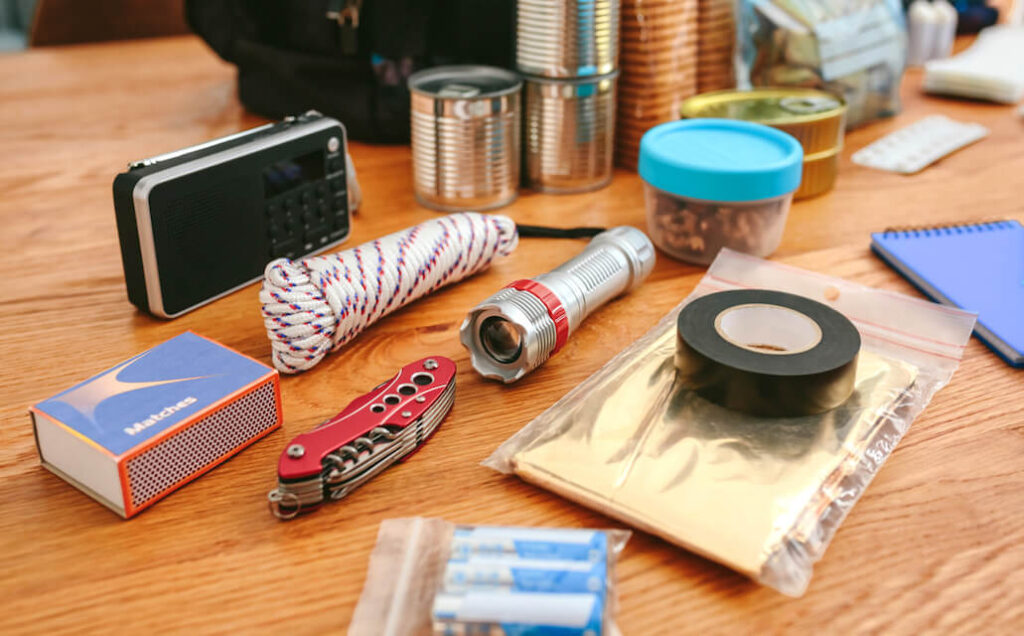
186, 0, 515, 143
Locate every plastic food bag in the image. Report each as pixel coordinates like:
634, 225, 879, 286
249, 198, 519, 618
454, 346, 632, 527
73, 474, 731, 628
735, 0, 908, 128
349, 517, 631, 635
485, 249, 975, 596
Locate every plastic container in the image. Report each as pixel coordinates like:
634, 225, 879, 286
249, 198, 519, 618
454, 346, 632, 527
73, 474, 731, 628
638, 119, 803, 264
679, 88, 847, 199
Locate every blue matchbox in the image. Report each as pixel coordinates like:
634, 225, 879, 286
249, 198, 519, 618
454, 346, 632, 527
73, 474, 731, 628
30, 332, 281, 517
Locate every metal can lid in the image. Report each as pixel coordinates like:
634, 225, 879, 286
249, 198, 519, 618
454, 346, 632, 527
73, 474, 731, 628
680, 88, 846, 125
408, 65, 523, 99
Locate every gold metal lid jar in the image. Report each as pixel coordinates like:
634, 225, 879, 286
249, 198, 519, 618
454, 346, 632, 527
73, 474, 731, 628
679, 88, 846, 199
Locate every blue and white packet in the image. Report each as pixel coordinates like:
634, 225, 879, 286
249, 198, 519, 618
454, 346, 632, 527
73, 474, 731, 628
432, 590, 605, 636
449, 526, 609, 563
443, 556, 607, 595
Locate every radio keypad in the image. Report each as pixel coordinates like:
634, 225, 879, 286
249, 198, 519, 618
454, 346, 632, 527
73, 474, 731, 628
266, 176, 348, 259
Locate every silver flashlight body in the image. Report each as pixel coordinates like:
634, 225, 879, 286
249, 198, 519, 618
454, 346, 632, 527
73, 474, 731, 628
460, 226, 656, 383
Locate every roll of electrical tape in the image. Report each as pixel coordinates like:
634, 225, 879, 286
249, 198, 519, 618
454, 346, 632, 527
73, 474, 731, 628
675, 289, 861, 417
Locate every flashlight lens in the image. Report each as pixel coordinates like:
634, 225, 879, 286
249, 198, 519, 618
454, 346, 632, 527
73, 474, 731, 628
480, 316, 522, 364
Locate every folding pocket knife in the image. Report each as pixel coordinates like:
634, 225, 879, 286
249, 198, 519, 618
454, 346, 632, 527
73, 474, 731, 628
268, 356, 456, 519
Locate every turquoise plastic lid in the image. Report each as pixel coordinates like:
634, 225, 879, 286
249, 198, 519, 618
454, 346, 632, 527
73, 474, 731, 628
639, 119, 804, 202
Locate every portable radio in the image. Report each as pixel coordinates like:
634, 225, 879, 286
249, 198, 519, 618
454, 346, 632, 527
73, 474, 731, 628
113, 111, 351, 318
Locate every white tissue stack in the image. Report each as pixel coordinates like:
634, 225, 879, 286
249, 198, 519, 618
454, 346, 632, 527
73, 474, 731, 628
924, 26, 1024, 103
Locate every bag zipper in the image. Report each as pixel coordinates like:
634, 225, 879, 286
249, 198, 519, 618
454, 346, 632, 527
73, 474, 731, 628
327, 0, 363, 55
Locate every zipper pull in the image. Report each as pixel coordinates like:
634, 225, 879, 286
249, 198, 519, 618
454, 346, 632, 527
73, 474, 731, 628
327, 0, 362, 55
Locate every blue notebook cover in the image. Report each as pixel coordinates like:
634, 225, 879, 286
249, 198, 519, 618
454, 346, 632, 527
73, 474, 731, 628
871, 220, 1024, 367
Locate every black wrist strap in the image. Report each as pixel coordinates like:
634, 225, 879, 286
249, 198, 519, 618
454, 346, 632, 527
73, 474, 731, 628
516, 224, 606, 239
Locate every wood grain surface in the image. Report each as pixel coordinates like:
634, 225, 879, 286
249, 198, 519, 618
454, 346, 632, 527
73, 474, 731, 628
1, 36, 1022, 634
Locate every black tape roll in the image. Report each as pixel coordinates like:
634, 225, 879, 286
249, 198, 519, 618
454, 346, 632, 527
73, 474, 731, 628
676, 289, 860, 417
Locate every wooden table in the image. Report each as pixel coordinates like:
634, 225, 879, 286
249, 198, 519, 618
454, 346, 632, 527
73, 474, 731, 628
1, 36, 1022, 634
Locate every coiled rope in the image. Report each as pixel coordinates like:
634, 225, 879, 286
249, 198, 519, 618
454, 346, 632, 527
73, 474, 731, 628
260, 212, 518, 373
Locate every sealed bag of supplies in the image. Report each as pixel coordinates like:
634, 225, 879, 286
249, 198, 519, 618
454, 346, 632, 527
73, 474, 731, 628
349, 517, 630, 635
486, 249, 975, 596
735, 0, 908, 128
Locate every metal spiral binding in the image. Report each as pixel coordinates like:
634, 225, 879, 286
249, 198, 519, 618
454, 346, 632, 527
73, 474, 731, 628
881, 219, 1012, 236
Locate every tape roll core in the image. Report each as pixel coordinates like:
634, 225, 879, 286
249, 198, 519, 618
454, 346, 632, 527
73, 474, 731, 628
676, 289, 860, 417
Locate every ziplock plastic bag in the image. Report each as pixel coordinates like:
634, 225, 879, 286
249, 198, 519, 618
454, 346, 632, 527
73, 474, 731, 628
735, 0, 908, 128
486, 249, 975, 596
349, 517, 631, 635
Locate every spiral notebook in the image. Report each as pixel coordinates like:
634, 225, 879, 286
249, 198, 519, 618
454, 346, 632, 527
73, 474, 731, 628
871, 220, 1024, 367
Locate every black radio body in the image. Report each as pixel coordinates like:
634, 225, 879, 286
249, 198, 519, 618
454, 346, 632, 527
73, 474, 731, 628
113, 112, 350, 318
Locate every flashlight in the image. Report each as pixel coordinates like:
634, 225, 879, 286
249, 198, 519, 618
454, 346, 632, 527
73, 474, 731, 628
460, 226, 656, 383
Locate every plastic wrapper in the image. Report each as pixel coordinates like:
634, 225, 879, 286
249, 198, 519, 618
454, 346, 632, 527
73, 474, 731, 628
616, 0, 699, 169
734, 0, 908, 128
486, 249, 975, 596
349, 517, 630, 635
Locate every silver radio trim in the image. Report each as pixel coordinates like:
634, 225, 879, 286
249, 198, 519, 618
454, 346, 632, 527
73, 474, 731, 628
132, 116, 346, 318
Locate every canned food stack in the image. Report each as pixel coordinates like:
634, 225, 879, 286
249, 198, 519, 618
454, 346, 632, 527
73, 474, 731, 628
616, 0, 700, 170
696, 0, 735, 92
409, 66, 523, 212
680, 89, 848, 199
518, 0, 620, 193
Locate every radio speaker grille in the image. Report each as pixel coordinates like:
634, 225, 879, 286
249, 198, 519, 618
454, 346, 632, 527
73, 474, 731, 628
125, 380, 278, 509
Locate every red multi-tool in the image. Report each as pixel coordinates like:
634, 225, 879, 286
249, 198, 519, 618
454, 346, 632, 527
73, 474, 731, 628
268, 357, 456, 519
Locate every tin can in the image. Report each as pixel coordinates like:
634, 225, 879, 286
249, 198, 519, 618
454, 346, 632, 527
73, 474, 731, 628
517, 0, 620, 78
524, 72, 617, 194
679, 88, 846, 199
409, 66, 522, 212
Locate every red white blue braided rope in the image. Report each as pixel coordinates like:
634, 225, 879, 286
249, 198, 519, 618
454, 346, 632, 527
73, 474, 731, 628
260, 212, 519, 373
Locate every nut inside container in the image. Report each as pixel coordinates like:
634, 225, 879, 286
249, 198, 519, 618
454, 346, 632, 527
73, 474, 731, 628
643, 186, 793, 265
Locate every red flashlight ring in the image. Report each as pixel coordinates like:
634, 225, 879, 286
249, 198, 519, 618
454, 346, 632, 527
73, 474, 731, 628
505, 279, 570, 354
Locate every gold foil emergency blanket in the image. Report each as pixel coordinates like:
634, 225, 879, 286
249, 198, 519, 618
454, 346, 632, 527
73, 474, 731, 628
493, 311, 917, 595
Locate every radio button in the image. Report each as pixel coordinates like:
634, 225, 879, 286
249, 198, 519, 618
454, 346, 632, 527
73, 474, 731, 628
271, 238, 301, 258
305, 225, 329, 247
270, 209, 289, 227
303, 209, 320, 225
329, 158, 343, 173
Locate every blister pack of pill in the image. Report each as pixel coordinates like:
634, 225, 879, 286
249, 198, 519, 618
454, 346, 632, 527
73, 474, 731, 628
851, 115, 988, 174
